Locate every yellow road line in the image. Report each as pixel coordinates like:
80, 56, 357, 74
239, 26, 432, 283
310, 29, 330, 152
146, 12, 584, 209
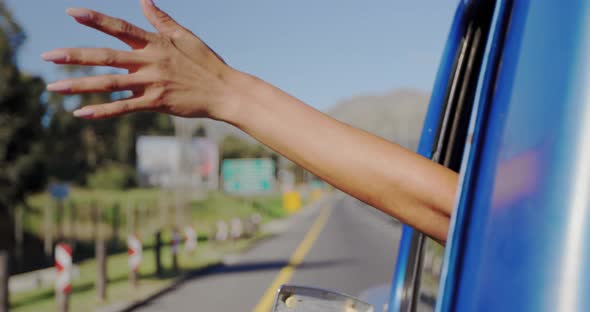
252, 205, 333, 312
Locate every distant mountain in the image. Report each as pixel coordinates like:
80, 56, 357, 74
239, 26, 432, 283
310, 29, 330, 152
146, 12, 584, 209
327, 89, 429, 151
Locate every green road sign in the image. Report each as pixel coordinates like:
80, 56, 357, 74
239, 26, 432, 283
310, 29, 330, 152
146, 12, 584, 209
222, 158, 275, 195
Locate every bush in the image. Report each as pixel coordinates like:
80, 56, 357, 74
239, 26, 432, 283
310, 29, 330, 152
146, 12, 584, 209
86, 163, 136, 190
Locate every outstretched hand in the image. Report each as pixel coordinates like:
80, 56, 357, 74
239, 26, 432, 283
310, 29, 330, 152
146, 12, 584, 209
43, 0, 234, 120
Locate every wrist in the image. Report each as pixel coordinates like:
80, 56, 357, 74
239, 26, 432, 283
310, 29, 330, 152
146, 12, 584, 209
212, 68, 263, 127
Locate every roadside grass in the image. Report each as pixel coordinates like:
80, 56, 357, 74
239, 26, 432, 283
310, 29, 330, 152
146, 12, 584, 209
24, 189, 284, 243
21, 188, 284, 251
11, 236, 267, 312
11, 188, 286, 311
190, 192, 286, 232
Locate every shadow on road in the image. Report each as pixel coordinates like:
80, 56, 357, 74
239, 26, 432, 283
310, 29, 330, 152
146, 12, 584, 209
125, 259, 356, 311
185, 258, 357, 280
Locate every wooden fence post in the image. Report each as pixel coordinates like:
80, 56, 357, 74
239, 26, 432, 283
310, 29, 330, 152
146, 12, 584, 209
43, 201, 53, 265
91, 201, 99, 243
171, 228, 180, 273
69, 201, 77, 251
96, 239, 107, 302
133, 206, 139, 236
154, 231, 162, 277
0, 250, 9, 312
111, 202, 121, 248
126, 199, 133, 239
14, 205, 23, 272
56, 199, 64, 242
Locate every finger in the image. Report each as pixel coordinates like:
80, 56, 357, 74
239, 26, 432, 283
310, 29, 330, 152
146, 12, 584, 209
66, 8, 154, 49
42, 48, 146, 69
73, 96, 148, 119
140, 0, 227, 65
140, 0, 186, 36
47, 73, 150, 94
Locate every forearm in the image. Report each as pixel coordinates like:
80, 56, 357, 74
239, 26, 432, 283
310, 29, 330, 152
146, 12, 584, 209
221, 70, 458, 242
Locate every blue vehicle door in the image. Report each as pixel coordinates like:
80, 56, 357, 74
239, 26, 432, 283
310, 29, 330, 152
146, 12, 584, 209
390, 0, 590, 311
389, 0, 590, 311
439, 0, 590, 311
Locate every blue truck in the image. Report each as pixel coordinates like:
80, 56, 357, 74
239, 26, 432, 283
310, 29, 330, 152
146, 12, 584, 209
273, 1, 590, 311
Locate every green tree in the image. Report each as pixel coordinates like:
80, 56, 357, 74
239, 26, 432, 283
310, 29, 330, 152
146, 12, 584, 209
43, 65, 118, 184
0, 3, 46, 310
44, 93, 90, 183
44, 76, 174, 185
220, 135, 280, 178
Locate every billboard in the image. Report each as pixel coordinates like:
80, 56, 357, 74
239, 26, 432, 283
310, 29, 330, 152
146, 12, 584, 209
222, 158, 276, 195
136, 136, 219, 190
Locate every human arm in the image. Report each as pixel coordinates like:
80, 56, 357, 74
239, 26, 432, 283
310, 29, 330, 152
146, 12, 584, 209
226, 71, 457, 241
43, 0, 458, 242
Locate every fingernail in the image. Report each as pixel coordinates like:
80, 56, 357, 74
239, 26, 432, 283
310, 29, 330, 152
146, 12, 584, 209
145, 0, 159, 8
41, 50, 67, 63
66, 8, 91, 22
47, 81, 72, 92
73, 107, 95, 118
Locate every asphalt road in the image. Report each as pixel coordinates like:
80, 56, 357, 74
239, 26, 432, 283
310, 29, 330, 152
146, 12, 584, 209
135, 193, 403, 312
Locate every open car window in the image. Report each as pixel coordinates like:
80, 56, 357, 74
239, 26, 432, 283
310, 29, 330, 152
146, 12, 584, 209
399, 1, 498, 311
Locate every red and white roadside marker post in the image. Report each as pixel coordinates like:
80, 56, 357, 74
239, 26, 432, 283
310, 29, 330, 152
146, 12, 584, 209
55, 243, 72, 312
127, 235, 142, 288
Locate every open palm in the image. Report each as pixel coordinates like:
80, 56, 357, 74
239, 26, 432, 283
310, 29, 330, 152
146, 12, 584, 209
44, 0, 232, 119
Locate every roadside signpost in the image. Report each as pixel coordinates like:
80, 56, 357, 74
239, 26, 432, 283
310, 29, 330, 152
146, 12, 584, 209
46, 184, 70, 264
127, 235, 142, 288
283, 191, 302, 214
221, 159, 275, 195
54, 243, 72, 312
49, 184, 70, 201
184, 226, 197, 253
215, 221, 229, 241
230, 218, 243, 240
250, 214, 262, 235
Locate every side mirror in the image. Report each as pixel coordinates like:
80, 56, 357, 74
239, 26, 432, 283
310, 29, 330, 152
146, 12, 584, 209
272, 285, 375, 312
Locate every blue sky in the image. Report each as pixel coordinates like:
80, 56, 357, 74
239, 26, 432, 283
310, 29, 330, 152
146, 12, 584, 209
6, 0, 457, 111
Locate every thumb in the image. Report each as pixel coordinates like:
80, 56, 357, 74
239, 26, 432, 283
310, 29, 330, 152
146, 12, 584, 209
140, 0, 185, 36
